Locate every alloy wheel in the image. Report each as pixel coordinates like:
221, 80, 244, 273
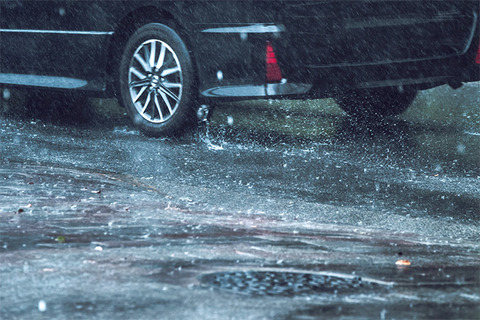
128, 39, 183, 123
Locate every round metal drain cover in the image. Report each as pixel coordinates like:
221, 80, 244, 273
200, 271, 385, 296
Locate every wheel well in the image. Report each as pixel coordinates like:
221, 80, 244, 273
105, 6, 192, 97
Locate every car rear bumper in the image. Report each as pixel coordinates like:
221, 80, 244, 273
195, 18, 479, 101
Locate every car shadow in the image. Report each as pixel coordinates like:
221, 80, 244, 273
0, 89, 134, 128
206, 109, 418, 151
1, 89, 98, 125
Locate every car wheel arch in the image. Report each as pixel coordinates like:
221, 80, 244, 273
104, 6, 194, 97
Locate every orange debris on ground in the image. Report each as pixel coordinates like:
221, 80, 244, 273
396, 259, 412, 266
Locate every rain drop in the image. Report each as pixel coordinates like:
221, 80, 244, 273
2, 88, 11, 100
380, 309, 387, 320
456, 143, 466, 154
38, 300, 47, 312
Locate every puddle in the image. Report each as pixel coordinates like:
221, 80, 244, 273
200, 270, 392, 296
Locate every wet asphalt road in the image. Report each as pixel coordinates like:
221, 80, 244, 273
0, 84, 479, 319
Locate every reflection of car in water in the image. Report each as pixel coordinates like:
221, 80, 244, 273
1, 1, 479, 136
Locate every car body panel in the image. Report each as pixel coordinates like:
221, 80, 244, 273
0, 0, 479, 98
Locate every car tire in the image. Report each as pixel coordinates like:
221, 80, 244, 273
335, 87, 417, 118
118, 23, 196, 136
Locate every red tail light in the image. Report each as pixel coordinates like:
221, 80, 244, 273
266, 41, 283, 83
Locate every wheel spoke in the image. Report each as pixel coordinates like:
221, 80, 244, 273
159, 85, 179, 102
130, 67, 146, 80
130, 78, 151, 88
141, 91, 153, 116
133, 86, 147, 103
155, 43, 166, 71
149, 41, 156, 68
154, 93, 164, 121
163, 82, 182, 89
134, 53, 151, 72
161, 67, 180, 77
158, 90, 173, 114
144, 46, 151, 68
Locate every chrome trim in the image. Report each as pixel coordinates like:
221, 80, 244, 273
201, 82, 311, 98
202, 85, 266, 97
201, 24, 285, 34
0, 29, 113, 35
265, 83, 312, 96
0, 73, 87, 89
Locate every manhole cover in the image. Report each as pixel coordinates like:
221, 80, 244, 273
200, 271, 389, 296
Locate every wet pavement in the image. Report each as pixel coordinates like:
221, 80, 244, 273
0, 84, 479, 319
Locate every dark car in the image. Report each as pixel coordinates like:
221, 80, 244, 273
1, 1, 479, 136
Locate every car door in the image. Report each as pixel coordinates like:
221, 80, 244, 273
0, 0, 113, 90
